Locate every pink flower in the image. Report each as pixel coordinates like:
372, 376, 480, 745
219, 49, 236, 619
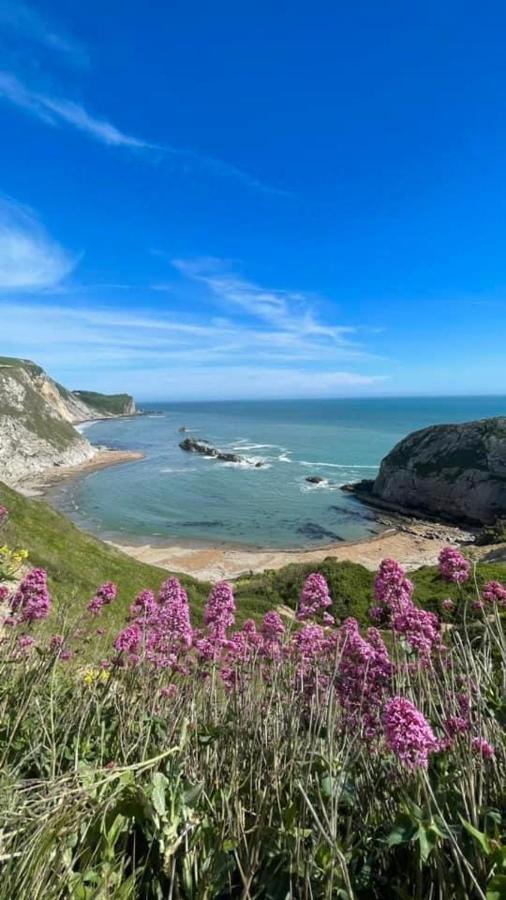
261, 611, 285, 640
438, 547, 470, 584
49, 634, 64, 652
374, 559, 414, 615
383, 696, 438, 769
18, 634, 36, 654
87, 582, 117, 616
129, 589, 157, 618
10, 568, 51, 623
160, 684, 177, 700
0, 505, 8, 526
203, 581, 235, 641
297, 572, 332, 621
0, 585, 10, 603
442, 598, 455, 612
482, 581, 506, 606
472, 736, 495, 759
114, 622, 142, 655
336, 619, 392, 738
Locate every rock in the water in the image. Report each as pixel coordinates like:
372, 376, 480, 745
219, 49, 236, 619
179, 437, 262, 466
305, 475, 325, 484
370, 417, 506, 525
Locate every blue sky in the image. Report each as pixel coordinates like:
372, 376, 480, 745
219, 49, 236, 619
0, 0, 505, 400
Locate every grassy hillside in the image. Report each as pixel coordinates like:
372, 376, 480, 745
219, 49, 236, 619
2, 480, 505, 656
72, 390, 135, 415
0, 356, 43, 375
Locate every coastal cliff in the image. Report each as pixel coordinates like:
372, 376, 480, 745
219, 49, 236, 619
0, 357, 136, 485
348, 417, 506, 525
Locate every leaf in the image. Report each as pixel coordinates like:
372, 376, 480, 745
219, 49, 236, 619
386, 814, 417, 847
415, 823, 440, 863
151, 772, 168, 818
459, 815, 491, 856
487, 874, 506, 900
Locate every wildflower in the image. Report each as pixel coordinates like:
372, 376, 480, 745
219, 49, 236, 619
262, 611, 285, 640
10, 568, 51, 623
292, 623, 327, 660
441, 598, 455, 611
336, 619, 392, 738
114, 622, 142, 655
87, 581, 117, 615
297, 572, 332, 621
0, 585, 10, 602
49, 634, 64, 653
0, 505, 8, 526
374, 559, 414, 615
203, 581, 235, 641
438, 547, 470, 583
383, 696, 438, 769
18, 634, 36, 654
482, 580, 506, 606
472, 736, 495, 759
60, 649, 73, 661
160, 684, 177, 700
129, 588, 156, 618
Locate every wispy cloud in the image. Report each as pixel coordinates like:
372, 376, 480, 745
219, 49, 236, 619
0, 196, 76, 290
0, 70, 287, 193
0, 298, 388, 399
0, 72, 155, 148
173, 258, 354, 342
0, 0, 87, 65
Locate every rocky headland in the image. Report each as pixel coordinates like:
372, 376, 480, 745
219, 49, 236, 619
343, 416, 506, 527
0, 357, 138, 486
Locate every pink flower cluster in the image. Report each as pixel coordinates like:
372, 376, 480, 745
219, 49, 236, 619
372, 559, 441, 659
383, 696, 438, 769
115, 578, 193, 668
336, 618, 392, 738
10, 568, 51, 623
87, 582, 117, 615
297, 572, 334, 624
482, 580, 506, 606
438, 547, 470, 583
0, 505, 8, 526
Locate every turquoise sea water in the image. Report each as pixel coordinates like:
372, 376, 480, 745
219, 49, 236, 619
53, 397, 506, 549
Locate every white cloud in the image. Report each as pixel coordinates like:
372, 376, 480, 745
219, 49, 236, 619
0, 197, 75, 290
0, 299, 388, 399
0, 0, 87, 65
0, 71, 286, 192
0, 72, 155, 149
173, 257, 355, 342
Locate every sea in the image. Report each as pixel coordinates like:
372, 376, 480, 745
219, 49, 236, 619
51, 397, 506, 549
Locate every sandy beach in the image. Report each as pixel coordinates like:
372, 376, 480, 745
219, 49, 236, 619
110, 519, 476, 581
18, 449, 145, 497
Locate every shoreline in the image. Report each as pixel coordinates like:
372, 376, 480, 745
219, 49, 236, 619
109, 518, 474, 581
17, 449, 145, 497
13, 440, 479, 582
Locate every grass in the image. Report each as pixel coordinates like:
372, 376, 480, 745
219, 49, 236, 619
2, 479, 506, 653
0, 550, 504, 898
72, 390, 135, 415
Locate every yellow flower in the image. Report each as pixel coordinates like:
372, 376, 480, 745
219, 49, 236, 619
82, 666, 110, 687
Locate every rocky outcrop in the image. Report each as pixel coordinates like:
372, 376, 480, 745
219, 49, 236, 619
0, 357, 137, 485
358, 417, 506, 525
179, 437, 264, 467
72, 391, 137, 418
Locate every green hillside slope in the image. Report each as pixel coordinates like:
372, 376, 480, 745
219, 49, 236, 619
72, 390, 135, 415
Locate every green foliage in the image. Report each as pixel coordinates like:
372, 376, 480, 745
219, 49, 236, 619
72, 390, 135, 415
0, 481, 209, 642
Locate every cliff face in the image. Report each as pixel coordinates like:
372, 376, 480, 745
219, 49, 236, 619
0, 358, 137, 486
371, 417, 506, 525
